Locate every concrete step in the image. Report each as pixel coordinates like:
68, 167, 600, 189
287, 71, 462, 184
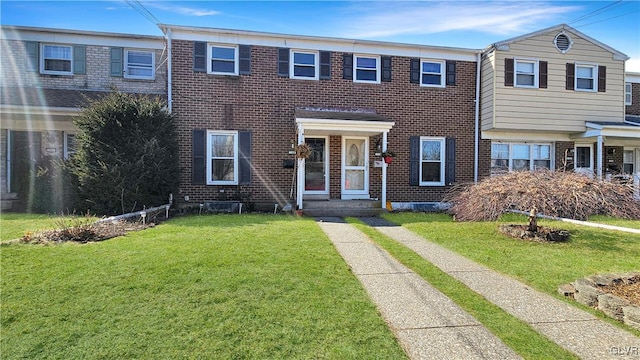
0, 193, 18, 211
302, 207, 384, 217
302, 200, 384, 217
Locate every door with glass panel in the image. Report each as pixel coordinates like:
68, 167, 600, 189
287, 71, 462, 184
304, 137, 328, 195
341, 137, 369, 199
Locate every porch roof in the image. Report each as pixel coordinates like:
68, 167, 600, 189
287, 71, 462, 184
569, 121, 640, 146
295, 108, 395, 136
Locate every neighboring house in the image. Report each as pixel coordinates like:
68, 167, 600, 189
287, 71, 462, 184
160, 24, 485, 213
625, 72, 640, 181
481, 24, 640, 185
0, 26, 167, 210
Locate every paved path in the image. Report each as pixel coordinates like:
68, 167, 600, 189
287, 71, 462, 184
356, 217, 640, 360
316, 217, 521, 360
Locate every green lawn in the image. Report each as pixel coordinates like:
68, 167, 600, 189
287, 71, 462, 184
1, 213, 69, 241
1, 215, 406, 360
587, 215, 640, 230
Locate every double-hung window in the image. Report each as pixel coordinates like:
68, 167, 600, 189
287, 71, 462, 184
421, 60, 444, 87
626, 82, 632, 105
125, 50, 154, 79
354, 55, 379, 83
41, 44, 72, 75
623, 150, 634, 174
575, 64, 597, 91
490, 143, 552, 175
207, 131, 238, 185
63, 132, 76, 159
209, 45, 238, 75
514, 59, 537, 87
290, 50, 318, 80
420, 137, 445, 186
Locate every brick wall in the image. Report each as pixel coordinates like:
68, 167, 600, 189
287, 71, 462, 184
172, 40, 479, 205
1, 40, 167, 94
627, 82, 640, 115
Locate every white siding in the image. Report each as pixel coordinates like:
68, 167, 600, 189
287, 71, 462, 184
480, 51, 495, 131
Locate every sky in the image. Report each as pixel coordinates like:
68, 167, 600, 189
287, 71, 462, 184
2, 1, 640, 71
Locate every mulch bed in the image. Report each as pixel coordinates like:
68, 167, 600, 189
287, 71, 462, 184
499, 224, 570, 242
598, 276, 640, 307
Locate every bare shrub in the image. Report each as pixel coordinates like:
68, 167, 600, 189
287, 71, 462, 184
20, 217, 150, 244
446, 170, 640, 221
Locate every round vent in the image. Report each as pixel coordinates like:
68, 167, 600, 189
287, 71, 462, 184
554, 32, 573, 53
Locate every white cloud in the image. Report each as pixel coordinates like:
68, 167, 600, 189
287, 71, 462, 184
146, 2, 219, 17
340, 1, 580, 38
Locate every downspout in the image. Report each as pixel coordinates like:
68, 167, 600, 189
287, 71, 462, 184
474, 52, 481, 183
166, 27, 172, 113
381, 131, 388, 209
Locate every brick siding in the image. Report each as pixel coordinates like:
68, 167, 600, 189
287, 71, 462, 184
627, 82, 640, 116
172, 40, 479, 206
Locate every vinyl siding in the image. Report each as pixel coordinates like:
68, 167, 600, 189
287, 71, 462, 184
480, 51, 495, 131
488, 29, 625, 133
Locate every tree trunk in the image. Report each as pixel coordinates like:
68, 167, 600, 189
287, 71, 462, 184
528, 207, 538, 232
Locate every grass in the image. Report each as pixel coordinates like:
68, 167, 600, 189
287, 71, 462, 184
587, 215, 640, 230
381, 212, 640, 336
1, 214, 406, 360
0, 213, 98, 242
347, 218, 578, 360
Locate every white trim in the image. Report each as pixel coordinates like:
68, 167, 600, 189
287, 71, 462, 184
206, 130, 239, 185
341, 136, 369, 198
574, 144, 594, 175
490, 142, 554, 175
419, 137, 446, 186
40, 43, 73, 75
124, 49, 155, 80
420, 59, 445, 88
553, 31, 573, 54
290, 49, 319, 80
2, 26, 164, 49
208, 44, 239, 75
625, 82, 632, 105
295, 117, 394, 136
626, 73, 640, 83
514, 58, 539, 88
575, 63, 598, 92
302, 136, 329, 195
160, 24, 480, 62
353, 54, 380, 84
63, 132, 76, 159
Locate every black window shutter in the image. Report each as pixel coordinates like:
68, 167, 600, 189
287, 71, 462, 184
238, 131, 252, 185
504, 58, 514, 87
381, 56, 392, 82
409, 136, 420, 186
566, 63, 575, 90
278, 48, 289, 77
320, 51, 331, 79
410, 59, 420, 84
239, 45, 251, 75
25, 41, 39, 72
342, 53, 353, 80
598, 66, 606, 92
193, 42, 207, 73
445, 137, 456, 185
539, 61, 548, 89
446, 60, 456, 86
110, 47, 123, 77
192, 129, 206, 185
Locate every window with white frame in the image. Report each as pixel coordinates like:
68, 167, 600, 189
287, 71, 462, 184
575, 64, 597, 91
354, 55, 380, 83
626, 82, 632, 105
421, 60, 445, 87
207, 131, 238, 185
290, 50, 318, 80
63, 132, 76, 159
209, 45, 238, 75
575, 145, 592, 169
514, 59, 537, 87
623, 150, 634, 174
41, 44, 72, 75
420, 137, 445, 186
490, 143, 552, 175
125, 50, 154, 79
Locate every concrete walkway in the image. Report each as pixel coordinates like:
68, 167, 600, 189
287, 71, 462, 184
316, 217, 521, 360
345, 216, 640, 360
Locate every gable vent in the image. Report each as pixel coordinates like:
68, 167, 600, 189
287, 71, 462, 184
554, 32, 573, 53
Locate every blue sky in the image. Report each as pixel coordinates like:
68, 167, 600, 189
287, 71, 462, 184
2, 1, 639, 71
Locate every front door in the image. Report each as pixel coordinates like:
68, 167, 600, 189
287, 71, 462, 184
304, 137, 329, 196
341, 137, 369, 199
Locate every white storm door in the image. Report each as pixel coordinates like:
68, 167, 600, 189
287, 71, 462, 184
304, 137, 329, 194
341, 137, 369, 199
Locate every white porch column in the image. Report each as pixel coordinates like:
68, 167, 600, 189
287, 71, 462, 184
596, 135, 603, 180
381, 131, 388, 210
296, 127, 304, 210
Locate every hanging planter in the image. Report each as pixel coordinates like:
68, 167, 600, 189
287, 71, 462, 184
381, 149, 396, 164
